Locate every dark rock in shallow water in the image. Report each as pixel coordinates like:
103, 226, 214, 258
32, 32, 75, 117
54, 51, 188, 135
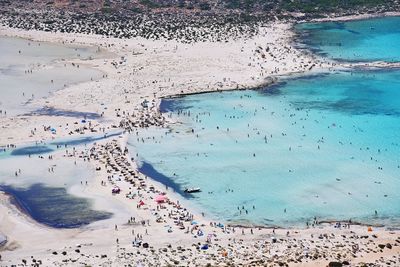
11, 146, 53, 156
138, 161, 191, 198
0, 183, 112, 228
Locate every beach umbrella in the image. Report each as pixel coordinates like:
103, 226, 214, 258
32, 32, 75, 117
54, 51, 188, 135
201, 244, 208, 250
155, 194, 168, 203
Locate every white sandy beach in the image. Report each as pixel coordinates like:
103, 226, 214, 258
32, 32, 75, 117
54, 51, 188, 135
0, 17, 399, 267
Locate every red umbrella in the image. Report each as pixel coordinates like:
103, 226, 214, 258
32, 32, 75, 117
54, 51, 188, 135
155, 194, 168, 203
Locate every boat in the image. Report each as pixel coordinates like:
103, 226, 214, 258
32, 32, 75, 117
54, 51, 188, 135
184, 187, 201, 193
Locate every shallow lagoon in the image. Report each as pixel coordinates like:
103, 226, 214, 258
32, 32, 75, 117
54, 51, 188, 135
1, 183, 112, 228
0, 36, 103, 115
0, 132, 123, 228
130, 70, 400, 227
297, 16, 400, 62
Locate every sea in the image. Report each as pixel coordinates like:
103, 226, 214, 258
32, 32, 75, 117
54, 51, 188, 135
129, 16, 400, 227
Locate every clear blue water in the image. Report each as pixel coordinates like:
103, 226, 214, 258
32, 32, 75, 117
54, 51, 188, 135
129, 69, 400, 227
296, 16, 400, 62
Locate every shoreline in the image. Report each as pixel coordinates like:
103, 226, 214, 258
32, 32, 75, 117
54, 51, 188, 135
0, 11, 398, 266
309, 11, 400, 23
160, 76, 278, 99
0, 13, 397, 220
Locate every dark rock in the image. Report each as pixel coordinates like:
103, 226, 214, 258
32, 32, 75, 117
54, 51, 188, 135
328, 262, 343, 267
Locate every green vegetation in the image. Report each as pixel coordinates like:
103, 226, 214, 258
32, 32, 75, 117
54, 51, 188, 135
101, 7, 112, 13
2, 0, 397, 19
221, 0, 392, 14
130, 7, 142, 13
199, 2, 211, 10
140, 0, 160, 9
281, 0, 388, 13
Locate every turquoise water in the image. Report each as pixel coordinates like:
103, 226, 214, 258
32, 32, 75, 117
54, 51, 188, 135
297, 16, 400, 62
129, 70, 400, 227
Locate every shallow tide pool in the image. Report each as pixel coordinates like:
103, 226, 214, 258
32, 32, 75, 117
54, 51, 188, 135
0, 132, 123, 228
0, 36, 103, 115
